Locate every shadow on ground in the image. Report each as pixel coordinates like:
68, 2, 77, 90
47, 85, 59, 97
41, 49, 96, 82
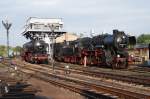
35, 95, 52, 99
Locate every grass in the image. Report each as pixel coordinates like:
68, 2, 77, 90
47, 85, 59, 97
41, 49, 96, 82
0, 63, 6, 68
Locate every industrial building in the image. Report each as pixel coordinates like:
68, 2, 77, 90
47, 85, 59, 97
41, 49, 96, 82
56, 32, 79, 43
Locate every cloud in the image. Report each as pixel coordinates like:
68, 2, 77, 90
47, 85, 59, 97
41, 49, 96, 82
0, 0, 150, 46
31, 0, 61, 6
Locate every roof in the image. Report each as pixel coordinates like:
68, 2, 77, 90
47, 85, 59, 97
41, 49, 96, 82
22, 17, 66, 40
56, 33, 79, 43
135, 44, 149, 49
26, 17, 63, 25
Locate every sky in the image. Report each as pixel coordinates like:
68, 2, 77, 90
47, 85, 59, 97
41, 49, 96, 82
0, 0, 150, 46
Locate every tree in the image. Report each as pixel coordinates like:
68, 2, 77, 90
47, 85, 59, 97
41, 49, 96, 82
0, 45, 7, 56
79, 33, 84, 38
71, 33, 78, 36
137, 34, 150, 44
12, 46, 23, 56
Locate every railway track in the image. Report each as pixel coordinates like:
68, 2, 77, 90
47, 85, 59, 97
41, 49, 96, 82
52, 62, 150, 73
4, 60, 150, 99
2, 62, 118, 99
127, 66, 150, 73
38, 62, 150, 86
0, 75, 37, 99
3, 59, 150, 87
5, 59, 150, 81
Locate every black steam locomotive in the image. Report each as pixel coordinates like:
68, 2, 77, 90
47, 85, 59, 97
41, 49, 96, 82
54, 30, 136, 69
22, 40, 49, 63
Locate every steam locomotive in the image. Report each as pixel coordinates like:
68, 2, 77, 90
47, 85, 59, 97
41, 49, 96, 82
22, 40, 49, 63
54, 30, 136, 69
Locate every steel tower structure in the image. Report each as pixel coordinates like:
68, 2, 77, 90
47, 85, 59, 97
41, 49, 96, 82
22, 17, 66, 71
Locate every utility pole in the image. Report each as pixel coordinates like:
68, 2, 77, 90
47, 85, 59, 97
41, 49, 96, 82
48, 24, 57, 72
2, 20, 12, 57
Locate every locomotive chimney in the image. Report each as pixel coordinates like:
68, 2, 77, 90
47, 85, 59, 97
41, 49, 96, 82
120, 31, 125, 35
113, 29, 119, 35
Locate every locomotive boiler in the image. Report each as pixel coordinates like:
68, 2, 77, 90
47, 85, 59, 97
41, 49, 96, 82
54, 29, 136, 69
22, 40, 48, 63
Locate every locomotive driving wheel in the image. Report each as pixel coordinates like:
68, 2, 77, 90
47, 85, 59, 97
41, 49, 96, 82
114, 60, 128, 69
104, 50, 113, 67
